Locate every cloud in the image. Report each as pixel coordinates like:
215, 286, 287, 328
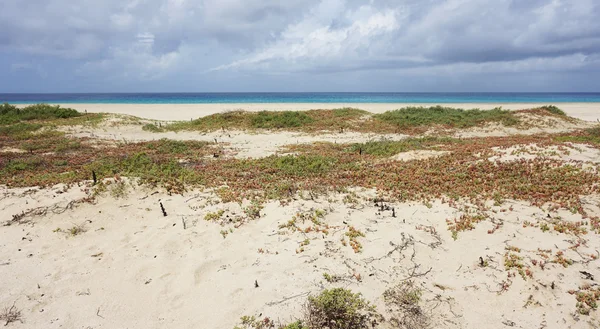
210, 1, 408, 72
211, 0, 600, 73
79, 31, 182, 80
0, 0, 599, 90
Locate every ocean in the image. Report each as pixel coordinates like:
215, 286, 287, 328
1, 92, 600, 104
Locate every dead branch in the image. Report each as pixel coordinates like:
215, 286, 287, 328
265, 292, 310, 307
0, 302, 23, 326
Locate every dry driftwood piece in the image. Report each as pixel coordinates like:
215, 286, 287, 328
6, 198, 88, 226
159, 201, 167, 217
0, 302, 23, 326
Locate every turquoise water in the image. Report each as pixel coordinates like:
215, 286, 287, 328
1, 92, 600, 104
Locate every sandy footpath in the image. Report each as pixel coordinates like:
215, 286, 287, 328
17, 103, 600, 122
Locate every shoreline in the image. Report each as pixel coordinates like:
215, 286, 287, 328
15, 102, 600, 121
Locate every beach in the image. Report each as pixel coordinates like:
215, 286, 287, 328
2, 103, 600, 329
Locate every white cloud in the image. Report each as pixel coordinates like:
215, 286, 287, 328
0, 0, 599, 89
212, 0, 600, 73
210, 1, 402, 71
80, 32, 181, 80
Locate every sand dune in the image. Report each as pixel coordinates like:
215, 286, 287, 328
17, 102, 600, 122
2, 105, 600, 328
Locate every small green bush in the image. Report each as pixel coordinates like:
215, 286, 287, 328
554, 126, 600, 144
274, 155, 336, 175
587, 126, 600, 137
233, 315, 276, 329
145, 139, 207, 155
0, 122, 43, 138
374, 106, 518, 128
0, 103, 81, 125
4, 157, 45, 173
142, 123, 164, 132
281, 321, 307, 329
350, 137, 458, 156
304, 288, 378, 329
167, 110, 250, 132
541, 105, 566, 116
331, 108, 369, 117
251, 111, 314, 129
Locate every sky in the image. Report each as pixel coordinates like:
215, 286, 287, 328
0, 0, 599, 93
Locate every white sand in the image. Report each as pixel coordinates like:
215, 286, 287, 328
3, 105, 600, 328
2, 180, 600, 328
18, 103, 600, 122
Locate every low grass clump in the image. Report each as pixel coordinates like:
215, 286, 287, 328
504, 252, 533, 280
161, 106, 558, 134
555, 126, 600, 145
302, 108, 370, 132
109, 179, 129, 198
280, 321, 307, 329
350, 137, 458, 156
251, 111, 315, 129
18, 134, 82, 154
323, 272, 342, 283
0, 103, 103, 142
143, 138, 209, 156
446, 214, 487, 240
374, 106, 518, 130
233, 315, 277, 329
572, 285, 600, 315
345, 226, 365, 253
1, 103, 82, 124
383, 281, 428, 329
272, 155, 336, 176
205, 209, 225, 221
233, 286, 431, 329
166, 109, 368, 132
540, 105, 566, 116
0, 122, 44, 139
142, 123, 165, 132
168, 110, 250, 132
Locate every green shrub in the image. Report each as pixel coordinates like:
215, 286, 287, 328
541, 105, 566, 116
167, 110, 250, 131
587, 126, 600, 137
251, 111, 314, 129
273, 155, 336, 175
4, 157, 45, 173
281, 321, 307, 329
145, 139, 207, 155
233, 315, 276, 329
142, 123, 164, 132
331, 108, 369, 117
0, 122, 43, 138
53, 138, 82, 153
304, 288, 378, 329
554, 126, 600, 144
0, 103, 81, 125
0, 103, 19, 116
350, 137, 457, 156
374, 106, 518, 128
